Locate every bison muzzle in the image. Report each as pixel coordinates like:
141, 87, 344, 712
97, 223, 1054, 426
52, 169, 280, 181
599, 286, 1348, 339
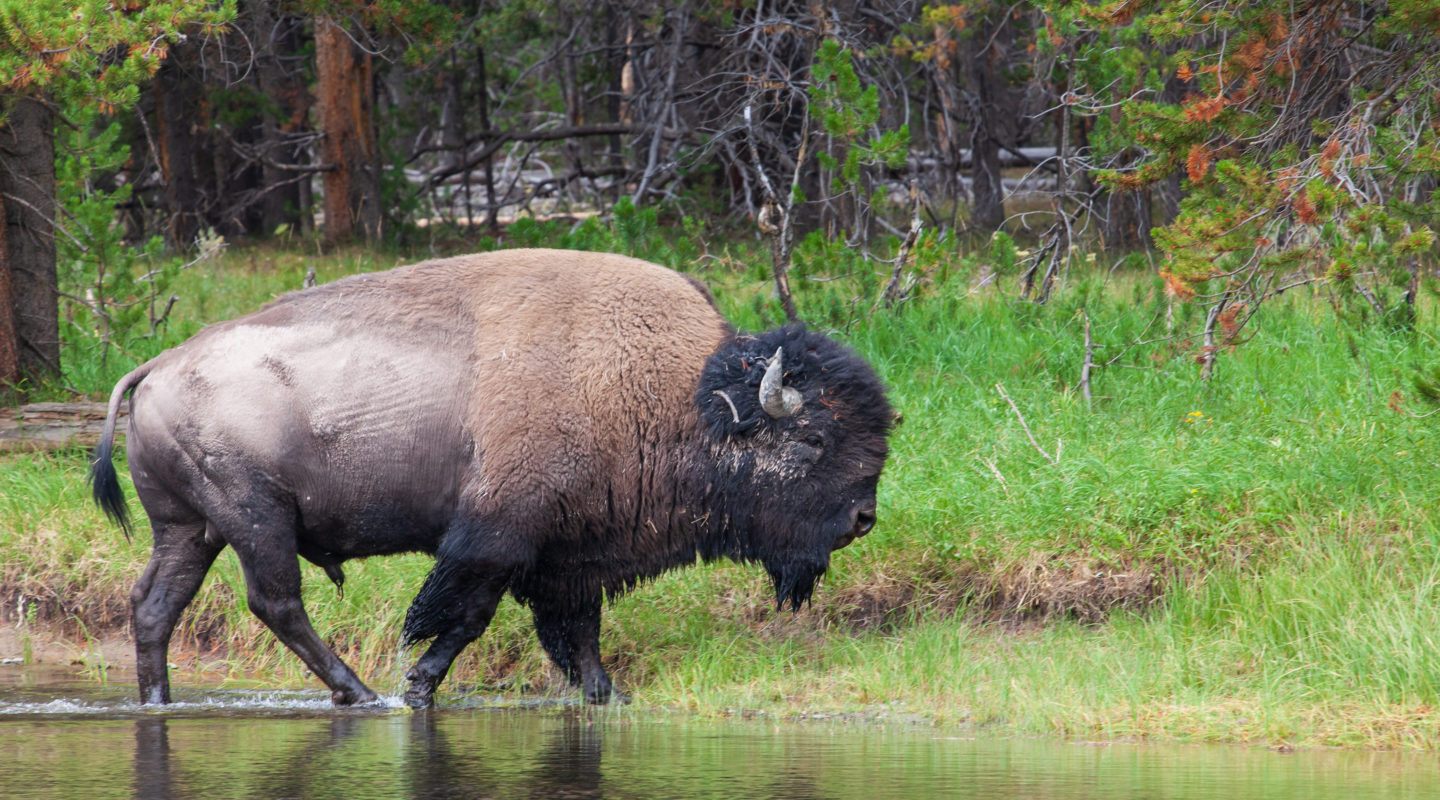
90, 249, 893, 707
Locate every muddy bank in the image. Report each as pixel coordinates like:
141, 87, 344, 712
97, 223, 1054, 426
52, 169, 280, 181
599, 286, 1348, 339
0, 625, 134, 669
2, 552, 1174, 675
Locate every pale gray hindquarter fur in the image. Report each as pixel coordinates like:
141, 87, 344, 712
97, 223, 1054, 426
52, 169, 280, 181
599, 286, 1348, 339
128, 288, 474, 556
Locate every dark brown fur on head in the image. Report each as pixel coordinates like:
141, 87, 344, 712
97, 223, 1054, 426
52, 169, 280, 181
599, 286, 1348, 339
695, 323, 894, 610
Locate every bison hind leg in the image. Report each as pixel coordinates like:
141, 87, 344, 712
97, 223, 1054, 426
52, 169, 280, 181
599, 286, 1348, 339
132, 520, 223, 704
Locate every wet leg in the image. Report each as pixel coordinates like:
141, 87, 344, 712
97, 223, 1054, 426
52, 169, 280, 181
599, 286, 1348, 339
131, 522, 222, 704
228, 531, 377, 706
401, 515, 537, 708
531, 595, 625, 705
401, 568, 511, 708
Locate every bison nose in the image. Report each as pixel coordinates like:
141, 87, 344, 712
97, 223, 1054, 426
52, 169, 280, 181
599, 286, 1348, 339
854, 506, 876, 536
833, 505, 877, 551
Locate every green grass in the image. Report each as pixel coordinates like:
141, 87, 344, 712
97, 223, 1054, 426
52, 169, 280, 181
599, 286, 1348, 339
4, 231, 1440, 748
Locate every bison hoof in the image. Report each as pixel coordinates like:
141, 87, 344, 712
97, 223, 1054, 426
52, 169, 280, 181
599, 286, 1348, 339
403, 688, 437, 709
585, 685, 630, 705
332, 687, 379, 707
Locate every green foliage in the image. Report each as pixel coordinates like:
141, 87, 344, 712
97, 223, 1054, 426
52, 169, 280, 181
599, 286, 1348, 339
0, 0, 233, 111
55, 109, 187, 385
989, 230, 1019, 274
810, 40, 909, 186
1040, 0, 1440, 331
807, 39, 909, 229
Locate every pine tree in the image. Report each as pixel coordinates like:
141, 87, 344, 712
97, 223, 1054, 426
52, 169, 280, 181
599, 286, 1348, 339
0, 0, 233, 397
1040, 0, 1440, 373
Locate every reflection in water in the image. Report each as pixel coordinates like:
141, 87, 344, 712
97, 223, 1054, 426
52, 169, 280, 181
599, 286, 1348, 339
405, 710, 501, 800
528, 712, 604, 799
256, 716, 369, 800
0, 674, 1436, 800
122, 703, 614, 800
132, 717, 172, 800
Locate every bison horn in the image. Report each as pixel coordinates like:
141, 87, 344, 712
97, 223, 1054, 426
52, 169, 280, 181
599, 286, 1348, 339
759, 347, 803, 419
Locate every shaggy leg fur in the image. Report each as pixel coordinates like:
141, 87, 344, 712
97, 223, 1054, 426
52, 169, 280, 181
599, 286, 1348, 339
401, 566, 512, 709
401, 524, 528, 708
531, 595, 626, 705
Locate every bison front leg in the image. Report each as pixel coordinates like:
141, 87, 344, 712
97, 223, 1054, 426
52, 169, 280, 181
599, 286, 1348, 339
400, 553, 516, 708
531, 595, 628, 705
131, 521, 222, 704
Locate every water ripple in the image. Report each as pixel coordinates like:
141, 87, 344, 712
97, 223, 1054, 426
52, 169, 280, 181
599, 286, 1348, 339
0, 690, 409, 719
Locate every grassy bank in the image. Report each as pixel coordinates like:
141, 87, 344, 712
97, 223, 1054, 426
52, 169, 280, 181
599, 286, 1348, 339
4, 225, 1439, 749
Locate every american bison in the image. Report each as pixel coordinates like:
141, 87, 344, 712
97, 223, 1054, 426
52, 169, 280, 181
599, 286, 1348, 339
90, 249, 893, 707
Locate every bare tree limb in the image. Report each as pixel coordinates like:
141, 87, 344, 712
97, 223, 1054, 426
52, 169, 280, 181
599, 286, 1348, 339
875, 179, 923, 310
995, 382, 1059, 466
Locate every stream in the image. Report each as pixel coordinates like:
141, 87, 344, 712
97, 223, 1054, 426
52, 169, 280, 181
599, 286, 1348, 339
1, 666, 1433, 799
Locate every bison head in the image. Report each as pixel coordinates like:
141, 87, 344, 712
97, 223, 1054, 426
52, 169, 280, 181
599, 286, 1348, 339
695, 324, 894, 611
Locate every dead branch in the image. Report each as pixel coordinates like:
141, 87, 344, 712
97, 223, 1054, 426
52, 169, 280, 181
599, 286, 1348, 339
995, 382, 1059, 466
744, 103, 801, 322
875, 179, 924, 310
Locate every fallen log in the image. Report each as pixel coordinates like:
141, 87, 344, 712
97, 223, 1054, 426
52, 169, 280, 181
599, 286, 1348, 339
0, 402, 124, 455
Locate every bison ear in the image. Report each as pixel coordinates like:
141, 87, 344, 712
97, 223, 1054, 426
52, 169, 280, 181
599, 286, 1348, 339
696, 365, 766, 439
697, 337, 796, 438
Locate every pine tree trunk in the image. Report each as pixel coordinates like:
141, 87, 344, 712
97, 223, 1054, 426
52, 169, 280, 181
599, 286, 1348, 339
0, 96, 59, 394
931, 34, 965, 217
315, 15, 381, 245
252, 2, 306, 235
477, 45, 498, 230
0, 191, 18, 398
605, 9, 625, 178
966, 18, 1005, 233
1100, 183, 1153, 251
154, 51, 205, 251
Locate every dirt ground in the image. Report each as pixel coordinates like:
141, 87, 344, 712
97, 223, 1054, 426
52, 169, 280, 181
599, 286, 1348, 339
0, 625, 136, 669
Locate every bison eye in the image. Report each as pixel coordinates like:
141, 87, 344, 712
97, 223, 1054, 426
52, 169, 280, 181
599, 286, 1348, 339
801, 432, 826, 449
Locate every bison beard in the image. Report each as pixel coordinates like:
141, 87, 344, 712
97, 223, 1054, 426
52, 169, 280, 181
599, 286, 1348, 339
768, 557, 829, 612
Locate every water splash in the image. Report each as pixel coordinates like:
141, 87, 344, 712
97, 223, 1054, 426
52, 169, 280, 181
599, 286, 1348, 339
0, 688, 408, 719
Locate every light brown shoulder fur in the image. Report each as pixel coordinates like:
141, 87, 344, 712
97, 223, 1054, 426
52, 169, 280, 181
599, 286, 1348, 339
422, 249, 729, 521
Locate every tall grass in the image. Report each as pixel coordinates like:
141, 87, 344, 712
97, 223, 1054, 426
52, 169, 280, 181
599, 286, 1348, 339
640, 515, 1440, 747
4, 225, 1439, 748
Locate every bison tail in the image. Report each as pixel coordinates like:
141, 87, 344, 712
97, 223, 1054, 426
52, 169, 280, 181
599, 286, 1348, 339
89, 363, 153, 540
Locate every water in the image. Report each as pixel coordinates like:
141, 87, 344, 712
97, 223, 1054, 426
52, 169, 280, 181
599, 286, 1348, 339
0, 667, 1434, 799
